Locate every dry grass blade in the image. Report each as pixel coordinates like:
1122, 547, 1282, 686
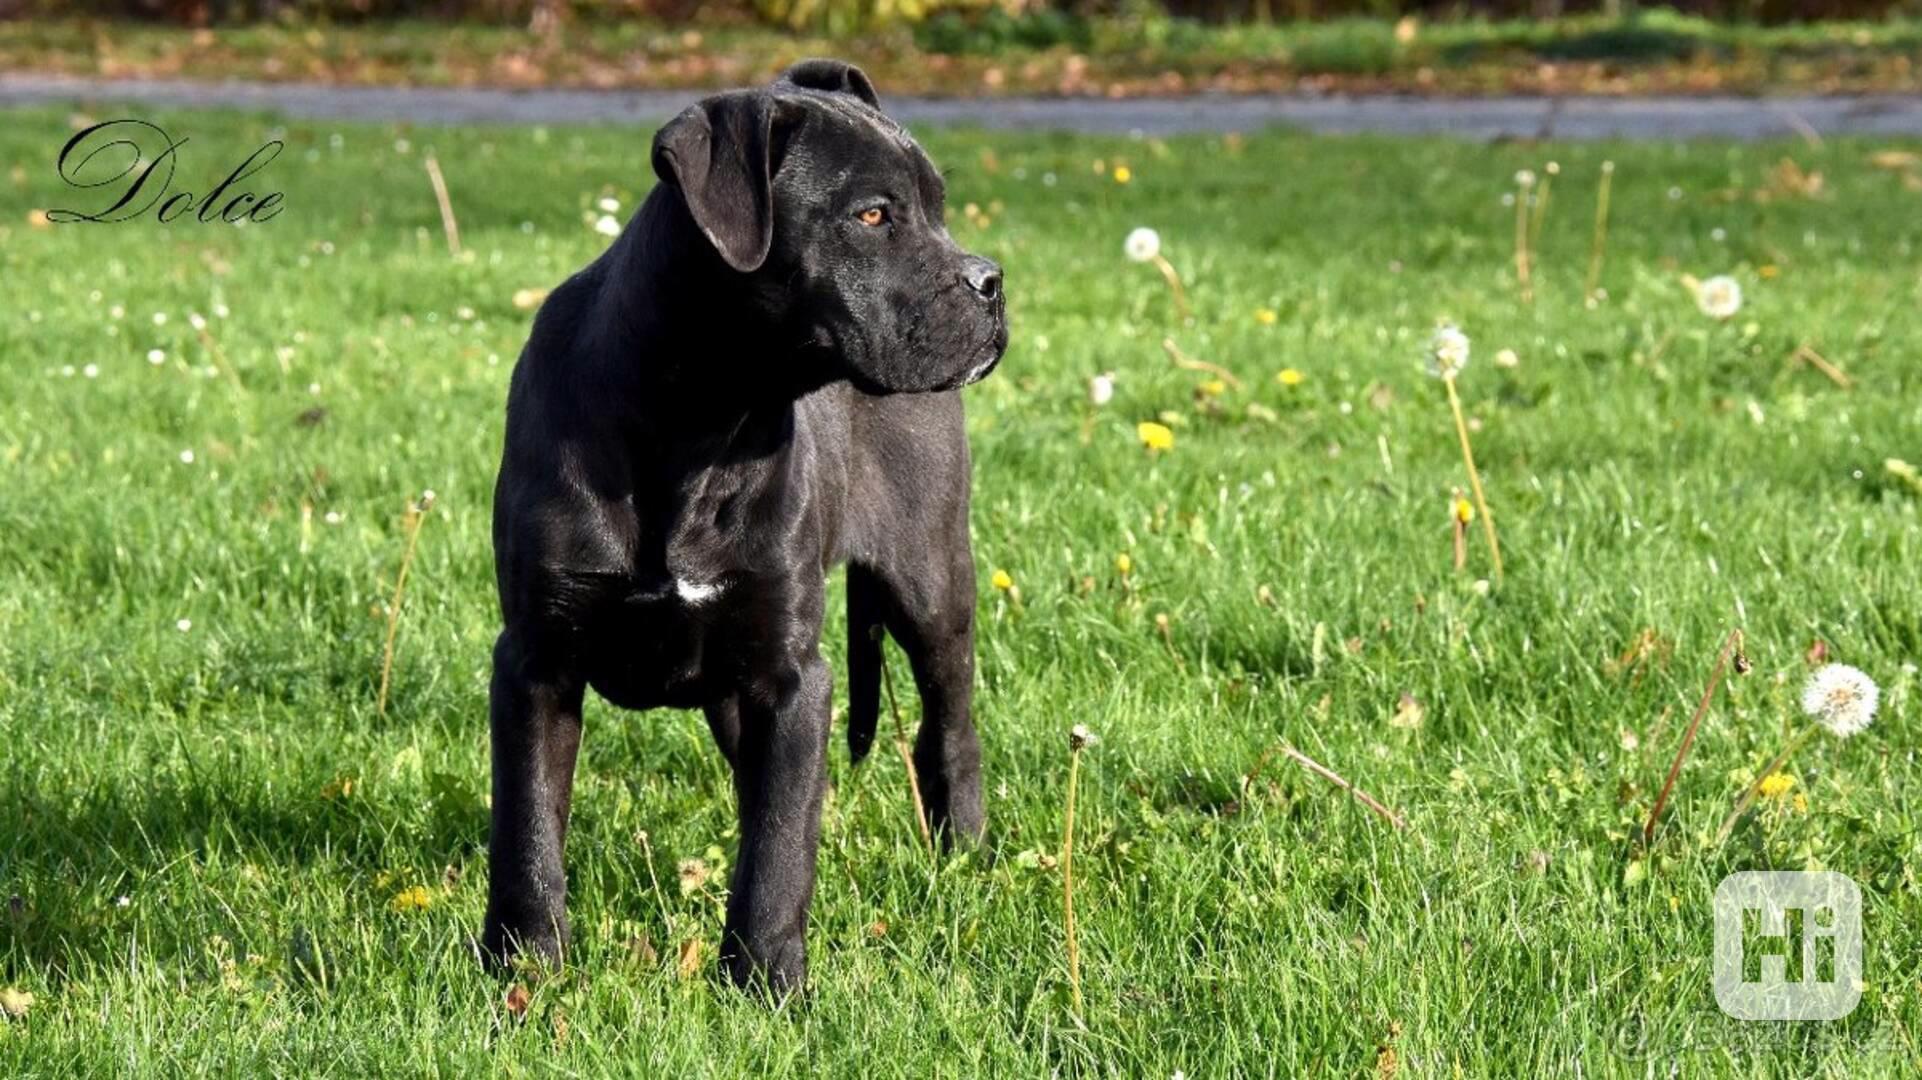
376, 490, 436, 716
1643, 627, 1748, 848
880, 650, 935, 857
1281, 744, 1406, 830
1161, 338, 1242, 388
424, 154, 462, 258
1791, 343, 1853, 388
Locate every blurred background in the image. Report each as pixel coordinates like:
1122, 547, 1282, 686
1, 1, 1919, 96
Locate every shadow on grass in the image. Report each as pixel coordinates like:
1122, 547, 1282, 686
0, 773, 486, 976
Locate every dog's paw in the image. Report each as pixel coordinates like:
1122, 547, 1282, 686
480, 914, 568, 975
719, 932, 807, 1001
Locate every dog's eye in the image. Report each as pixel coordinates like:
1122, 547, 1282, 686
857, 206, 888, 227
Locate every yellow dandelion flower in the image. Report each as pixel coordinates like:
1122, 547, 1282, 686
1136, 421, 1175, 452
1792, 792, 1808, 813
1454, 498, 1475, 524
1276, 368, 1304, 387
1758, 264, 1780, 279
1255, 308, 1278, 326
1757, 772, 1795, 799
1198, 378, 1227, 397
389, 885, 433, 913
1113, 165, 1132, 184
1115, 553, 1133, 576
990, 569, 1014, 591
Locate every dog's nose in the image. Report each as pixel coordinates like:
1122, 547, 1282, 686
961, 256, 1002, 302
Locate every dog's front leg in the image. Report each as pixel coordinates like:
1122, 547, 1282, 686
719, 651, 831, 996
482, 629, 585, 969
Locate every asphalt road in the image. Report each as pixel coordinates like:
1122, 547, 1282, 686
6, 73, 1922, 140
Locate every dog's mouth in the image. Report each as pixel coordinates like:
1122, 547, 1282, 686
945, 341, 1004, 390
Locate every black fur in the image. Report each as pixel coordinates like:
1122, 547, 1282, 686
482, 59, 1005, 997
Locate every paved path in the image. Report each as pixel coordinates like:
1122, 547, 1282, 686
6, 73, 1922, 140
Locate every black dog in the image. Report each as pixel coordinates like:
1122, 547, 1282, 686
484, 60, 1006, 994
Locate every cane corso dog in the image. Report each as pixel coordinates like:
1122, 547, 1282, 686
484, 59, 1006, 994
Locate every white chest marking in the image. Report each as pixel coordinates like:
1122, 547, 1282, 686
675, 578, 723, 605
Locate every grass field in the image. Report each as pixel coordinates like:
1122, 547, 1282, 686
2, 106, 1921, 1074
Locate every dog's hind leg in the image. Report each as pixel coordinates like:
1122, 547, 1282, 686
845, 564, 887, 764
705, 695, 743, 767
868, 548, 986, 847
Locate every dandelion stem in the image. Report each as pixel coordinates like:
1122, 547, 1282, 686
636, 830, 674, 937
1161, 338, 1241, 388
1643, 628, 1747, 848
1063, 743, 1084, 1018
1514, 178, 1533, 305
424, 154, 462, 258
1150, 253, 1192, 323
1585, 162, 1614, 303
192, 322, 246, 396
1280, 744, 1407, 830
1443, 376, 1503, 584
1451, 487, 1468, 572
1715, 725, 1819, 844
1529, 167, 1555, 257
880, 649, 935, 857
376, 491, 435, 716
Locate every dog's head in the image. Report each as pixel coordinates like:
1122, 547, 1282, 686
650, 60, 1006, 394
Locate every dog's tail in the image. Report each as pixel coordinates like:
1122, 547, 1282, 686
846, 565, 887, 764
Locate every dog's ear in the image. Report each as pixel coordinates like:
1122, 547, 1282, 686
778, 58, 879, 109
651, 91, 786, 273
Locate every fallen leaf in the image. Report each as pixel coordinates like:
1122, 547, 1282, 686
0, 986, 31, 1018
503, 983, 531, 1019
1805, 638, 1829, 666
676, 938, 703, 980
1390, 692, 1425, 729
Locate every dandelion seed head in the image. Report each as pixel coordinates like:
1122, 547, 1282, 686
1088, 373, 1115, 406
1069, 724, 1099, 751
147, 348, 166, 365
1696, 275, 1743, 320
1801, 663, 1878, 737
1124, 227, 1161, 264
1426, 323, 1471, 379
593, 214, 622, 238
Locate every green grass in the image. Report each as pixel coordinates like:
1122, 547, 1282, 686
2, 107, 1921, 1074
6, 11, 1922, 94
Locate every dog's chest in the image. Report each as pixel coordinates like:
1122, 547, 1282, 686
578, 569, 729, 711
